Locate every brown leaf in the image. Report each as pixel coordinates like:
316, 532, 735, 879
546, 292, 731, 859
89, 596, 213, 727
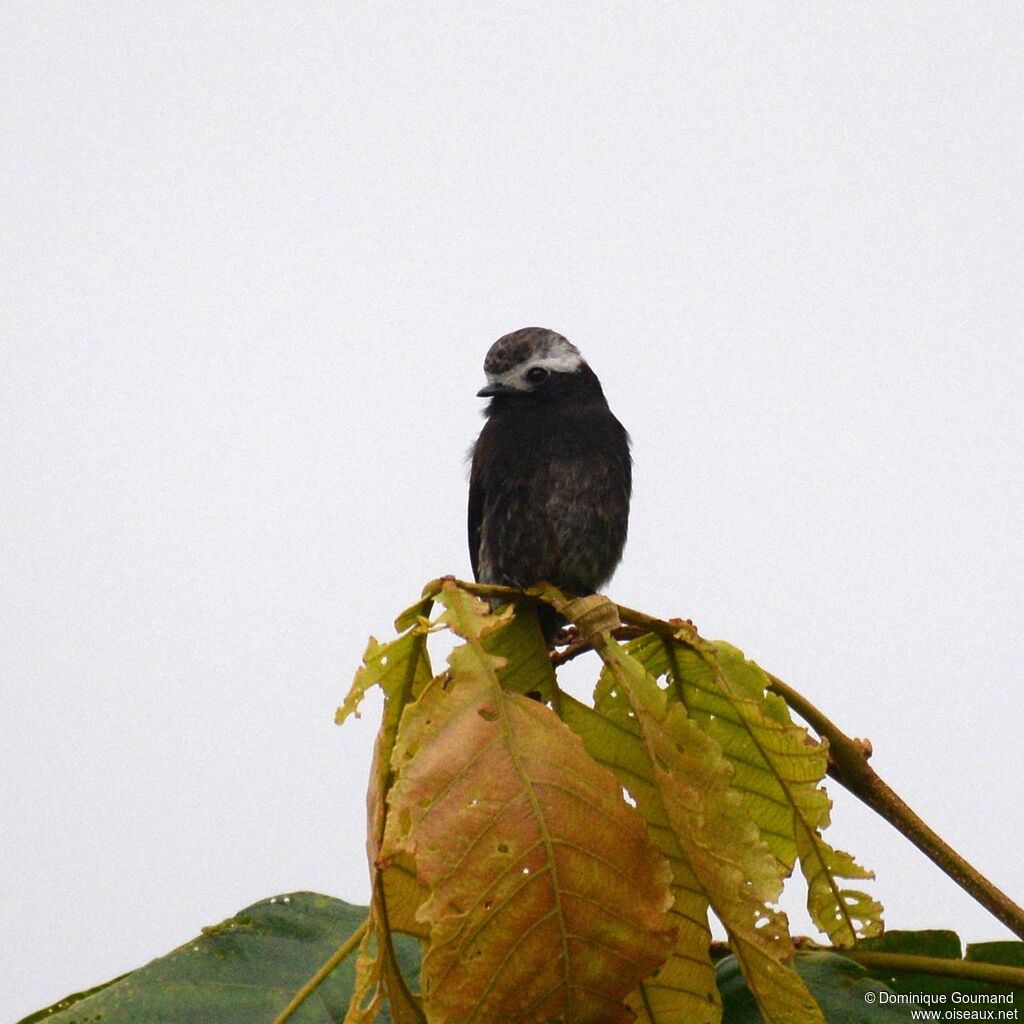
382, 589, 676, 1024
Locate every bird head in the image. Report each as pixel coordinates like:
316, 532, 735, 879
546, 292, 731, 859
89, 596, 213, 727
477, 327, 596, 400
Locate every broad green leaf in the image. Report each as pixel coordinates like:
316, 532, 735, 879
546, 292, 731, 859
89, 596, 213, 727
18, 894, 420, 1024
717, 951, 907, 1024
966, 940, 1024, 968
593, 639, 825, 1024
858, 928, 962, 961
381, 585, 676, 1024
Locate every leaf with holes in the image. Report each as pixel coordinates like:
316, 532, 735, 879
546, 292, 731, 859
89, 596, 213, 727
561, 695, 720, 1024
344, 609, 435, 1012
593, 639, 825, 1024
620, 632, 881, 945
379, 583, 676, 1024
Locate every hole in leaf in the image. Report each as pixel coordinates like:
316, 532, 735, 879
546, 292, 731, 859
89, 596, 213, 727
497, 842, 510, 854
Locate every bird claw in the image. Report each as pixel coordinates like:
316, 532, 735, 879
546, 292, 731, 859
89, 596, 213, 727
551, 624, 580, 648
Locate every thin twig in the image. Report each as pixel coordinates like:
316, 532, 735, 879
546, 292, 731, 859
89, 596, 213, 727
271, 918, 368, 1024
549, 625, 643, 667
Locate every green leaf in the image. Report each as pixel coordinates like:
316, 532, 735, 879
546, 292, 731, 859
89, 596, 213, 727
624, 632, 881, 945
337, 626, 433, 728
18, 894, 421, 1024
481, 599, 557, 703
561, 695, 720, 1024
717, 951, 908, 1024
855, 931, 1023, 1006
394, 597, 434, 633
966, 940, 1024, 968
592, 639, 824, 1024
858, 929, 962, 960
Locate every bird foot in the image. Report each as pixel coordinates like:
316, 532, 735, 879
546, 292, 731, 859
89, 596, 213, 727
551, 624, 580, 648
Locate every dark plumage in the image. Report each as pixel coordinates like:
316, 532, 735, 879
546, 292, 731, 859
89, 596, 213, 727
468, 328, 632, 637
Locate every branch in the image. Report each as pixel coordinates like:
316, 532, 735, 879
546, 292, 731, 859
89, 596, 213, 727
717, 939, 1024, 988
763, 673, 1024, 942
840, 950, 1024, 989
429, 579, 1024, 941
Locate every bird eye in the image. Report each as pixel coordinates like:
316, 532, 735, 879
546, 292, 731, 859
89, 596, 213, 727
525, 366, 549, 384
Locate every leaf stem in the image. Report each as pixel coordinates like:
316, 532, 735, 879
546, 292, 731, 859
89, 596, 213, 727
840, 949, 1024, 988
765, 673, 1024, 942
271, 917, 369, 1024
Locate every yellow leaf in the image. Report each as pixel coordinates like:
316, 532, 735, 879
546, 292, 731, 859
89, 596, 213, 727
622, 633, 882, 944
343, 920, 384, 1024
561, 695, 720, 1024
594, 639, 826, 1024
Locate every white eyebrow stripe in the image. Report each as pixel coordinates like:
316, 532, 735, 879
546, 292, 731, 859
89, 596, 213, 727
486, 351, 583, 389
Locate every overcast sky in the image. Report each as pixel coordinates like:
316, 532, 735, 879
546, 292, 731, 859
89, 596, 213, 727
3, 3, 1023, 1020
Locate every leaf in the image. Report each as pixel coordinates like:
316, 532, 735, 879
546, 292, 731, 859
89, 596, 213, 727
367, 729, 430, 941
533, 587, 622, 636
717, 951, 907, 1024
561, 695, 721, 1024
362, 741, 428, 1024
341, 615, 435, 1014
621, 632, 881, 945
345, 919, 387, 1024
394, 596, 435, 633
345, 619, 434, 932
18, 894, 420, 1024
859, 929, 963, 959
592, 639, 825, 1024
337, 626, 433, 728
381, 583, 676, 1024
856, 931, 1024, 1005
481, 598, 558, 703
794, 823, 881, 947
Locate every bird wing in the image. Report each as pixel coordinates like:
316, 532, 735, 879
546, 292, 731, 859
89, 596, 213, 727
467, 456, 484, 581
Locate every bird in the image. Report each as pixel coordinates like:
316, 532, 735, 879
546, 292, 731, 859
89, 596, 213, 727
468, 327, 632, 641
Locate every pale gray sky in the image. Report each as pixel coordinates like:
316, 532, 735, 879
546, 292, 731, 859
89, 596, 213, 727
3, 3, 1022, 1020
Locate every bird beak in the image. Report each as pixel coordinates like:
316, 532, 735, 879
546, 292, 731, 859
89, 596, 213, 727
476, 382, 509, 398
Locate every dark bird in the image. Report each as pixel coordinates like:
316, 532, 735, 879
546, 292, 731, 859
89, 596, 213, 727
468, 327, 632, 639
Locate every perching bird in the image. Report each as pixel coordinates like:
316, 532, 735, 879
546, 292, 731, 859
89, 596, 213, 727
468, 327, 632, 639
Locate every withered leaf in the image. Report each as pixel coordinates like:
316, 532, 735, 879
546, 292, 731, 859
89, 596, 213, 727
381, 589, 676, 1024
